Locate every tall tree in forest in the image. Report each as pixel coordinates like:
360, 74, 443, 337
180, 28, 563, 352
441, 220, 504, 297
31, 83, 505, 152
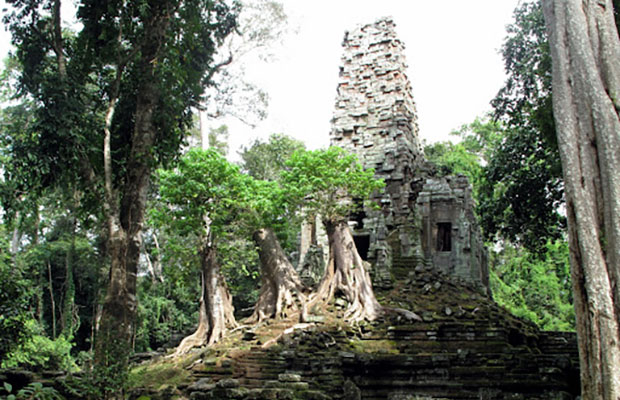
3, 0, 238, 394
542, 0, 620, 398
481, 0, 566, 254
153, 148, 239, 355
282, 147, 385, 322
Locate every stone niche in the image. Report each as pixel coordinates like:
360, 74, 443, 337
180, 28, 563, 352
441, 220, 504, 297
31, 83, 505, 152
417, 176, 489, 293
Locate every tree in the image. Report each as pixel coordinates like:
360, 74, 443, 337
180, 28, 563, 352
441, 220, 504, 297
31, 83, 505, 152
282, 147, 385, 322
482, 1, 566, 254
424, 116, 501, 191
485, 0, 620, 255
490, 239, 574, 331
239, 178, 307, 323
3, 0, 238, 394
202, 0, 288, 127
239, 133, 306, 181
153, 148, 239, 355
0, 228, 32, 364
542, 0, 620, 397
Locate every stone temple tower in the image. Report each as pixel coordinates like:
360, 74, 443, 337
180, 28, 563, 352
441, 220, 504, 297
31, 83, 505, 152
324, 17, 489, 293
331, 17, 423, 202
329, 17, 425, 288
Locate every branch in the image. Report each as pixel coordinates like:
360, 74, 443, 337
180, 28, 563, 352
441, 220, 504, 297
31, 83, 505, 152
204, 53, 234, 85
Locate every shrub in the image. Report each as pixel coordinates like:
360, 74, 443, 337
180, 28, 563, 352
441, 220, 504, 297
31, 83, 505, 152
2, 320, 78, 372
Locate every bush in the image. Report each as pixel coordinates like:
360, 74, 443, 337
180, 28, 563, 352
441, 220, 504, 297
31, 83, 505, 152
2, 320, 78, 372
0, 240, 33, 363
490, 239, 575, 331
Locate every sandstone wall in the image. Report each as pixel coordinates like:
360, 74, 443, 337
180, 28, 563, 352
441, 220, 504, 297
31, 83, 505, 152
329, 17, 425, 288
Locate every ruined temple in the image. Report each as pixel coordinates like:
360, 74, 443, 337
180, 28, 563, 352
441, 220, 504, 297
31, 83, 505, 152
325, 17, 489, 293
117, 17, 580, 400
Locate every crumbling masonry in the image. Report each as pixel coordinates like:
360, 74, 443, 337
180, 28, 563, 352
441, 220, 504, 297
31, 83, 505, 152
305, 17, 489, 292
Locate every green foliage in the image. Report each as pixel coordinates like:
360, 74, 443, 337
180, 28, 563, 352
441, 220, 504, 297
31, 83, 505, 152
15, 212, 102, 352
0, 231, 32, 363
152, 147, 242, 240
134, 279, 196, 352
482, 0, 565, 254
2, 381, 64, 400
424, 141, 482, 184
218, 237, 260, 315
208, 125, 230, 155
239, 133, 305, 181
1, 320, 78, 372
281, 147, 384, 224
490, 240, 575, 331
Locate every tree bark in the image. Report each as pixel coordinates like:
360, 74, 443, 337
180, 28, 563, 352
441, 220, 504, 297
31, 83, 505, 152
94, 6, 170, 396
542, 1, 620, 398
313, 220, 382, 322
61, 192, 78, 338
47, 261, 56, 339
174, 246, 237, 356
248, 228, 307, 323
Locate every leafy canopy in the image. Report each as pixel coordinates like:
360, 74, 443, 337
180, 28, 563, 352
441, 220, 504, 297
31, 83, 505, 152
239, 133, 305, 181
281, 147, 384, 224
152, 148, 242, 240
480, 0, 565, 254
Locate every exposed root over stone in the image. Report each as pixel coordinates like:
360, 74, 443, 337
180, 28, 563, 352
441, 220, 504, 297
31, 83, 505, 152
310, 220, 383, 322
173, 247, 237, 357
248, 228, 308, 324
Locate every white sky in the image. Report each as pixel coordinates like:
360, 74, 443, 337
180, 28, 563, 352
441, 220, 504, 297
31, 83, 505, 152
0, 0, 522, 158
221, 0, 521, 158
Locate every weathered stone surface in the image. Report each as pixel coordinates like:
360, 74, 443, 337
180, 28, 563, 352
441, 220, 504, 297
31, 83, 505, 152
278, 373, 301, 383
297, 244, 326, 289
188, 377, 215, 391
328, 17, 425, 289
416, 176, 489, 293
343, 379, 362, 400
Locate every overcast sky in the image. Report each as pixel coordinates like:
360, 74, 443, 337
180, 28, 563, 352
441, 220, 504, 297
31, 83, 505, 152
224, 0, 522, 158
0, 0, 522, 158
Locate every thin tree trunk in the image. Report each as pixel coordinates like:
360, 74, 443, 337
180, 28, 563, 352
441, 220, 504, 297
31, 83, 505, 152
312, 220, 382, 322
248, 228, 307, 323
61, 192, 78, 338
173, 246, 237, 356
47, 262, 56, 339
10, 211, 21, 260
542, 1, 620, 398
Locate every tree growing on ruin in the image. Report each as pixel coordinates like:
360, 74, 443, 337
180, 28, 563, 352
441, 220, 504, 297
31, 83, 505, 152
282, 147, 385, 321
239, 178, 307, 323
542, 0, 620, 398
153, 148, 239, 355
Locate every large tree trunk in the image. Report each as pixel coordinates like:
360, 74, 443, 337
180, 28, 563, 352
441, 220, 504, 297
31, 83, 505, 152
313, 220, 382, 322
248, 228, 307, 323
94, 7, 169, 397
174, 246, 237, 356
542, 1, 620, 398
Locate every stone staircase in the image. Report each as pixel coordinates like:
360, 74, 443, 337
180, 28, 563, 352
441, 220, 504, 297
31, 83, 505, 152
137, 255, 579, 400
